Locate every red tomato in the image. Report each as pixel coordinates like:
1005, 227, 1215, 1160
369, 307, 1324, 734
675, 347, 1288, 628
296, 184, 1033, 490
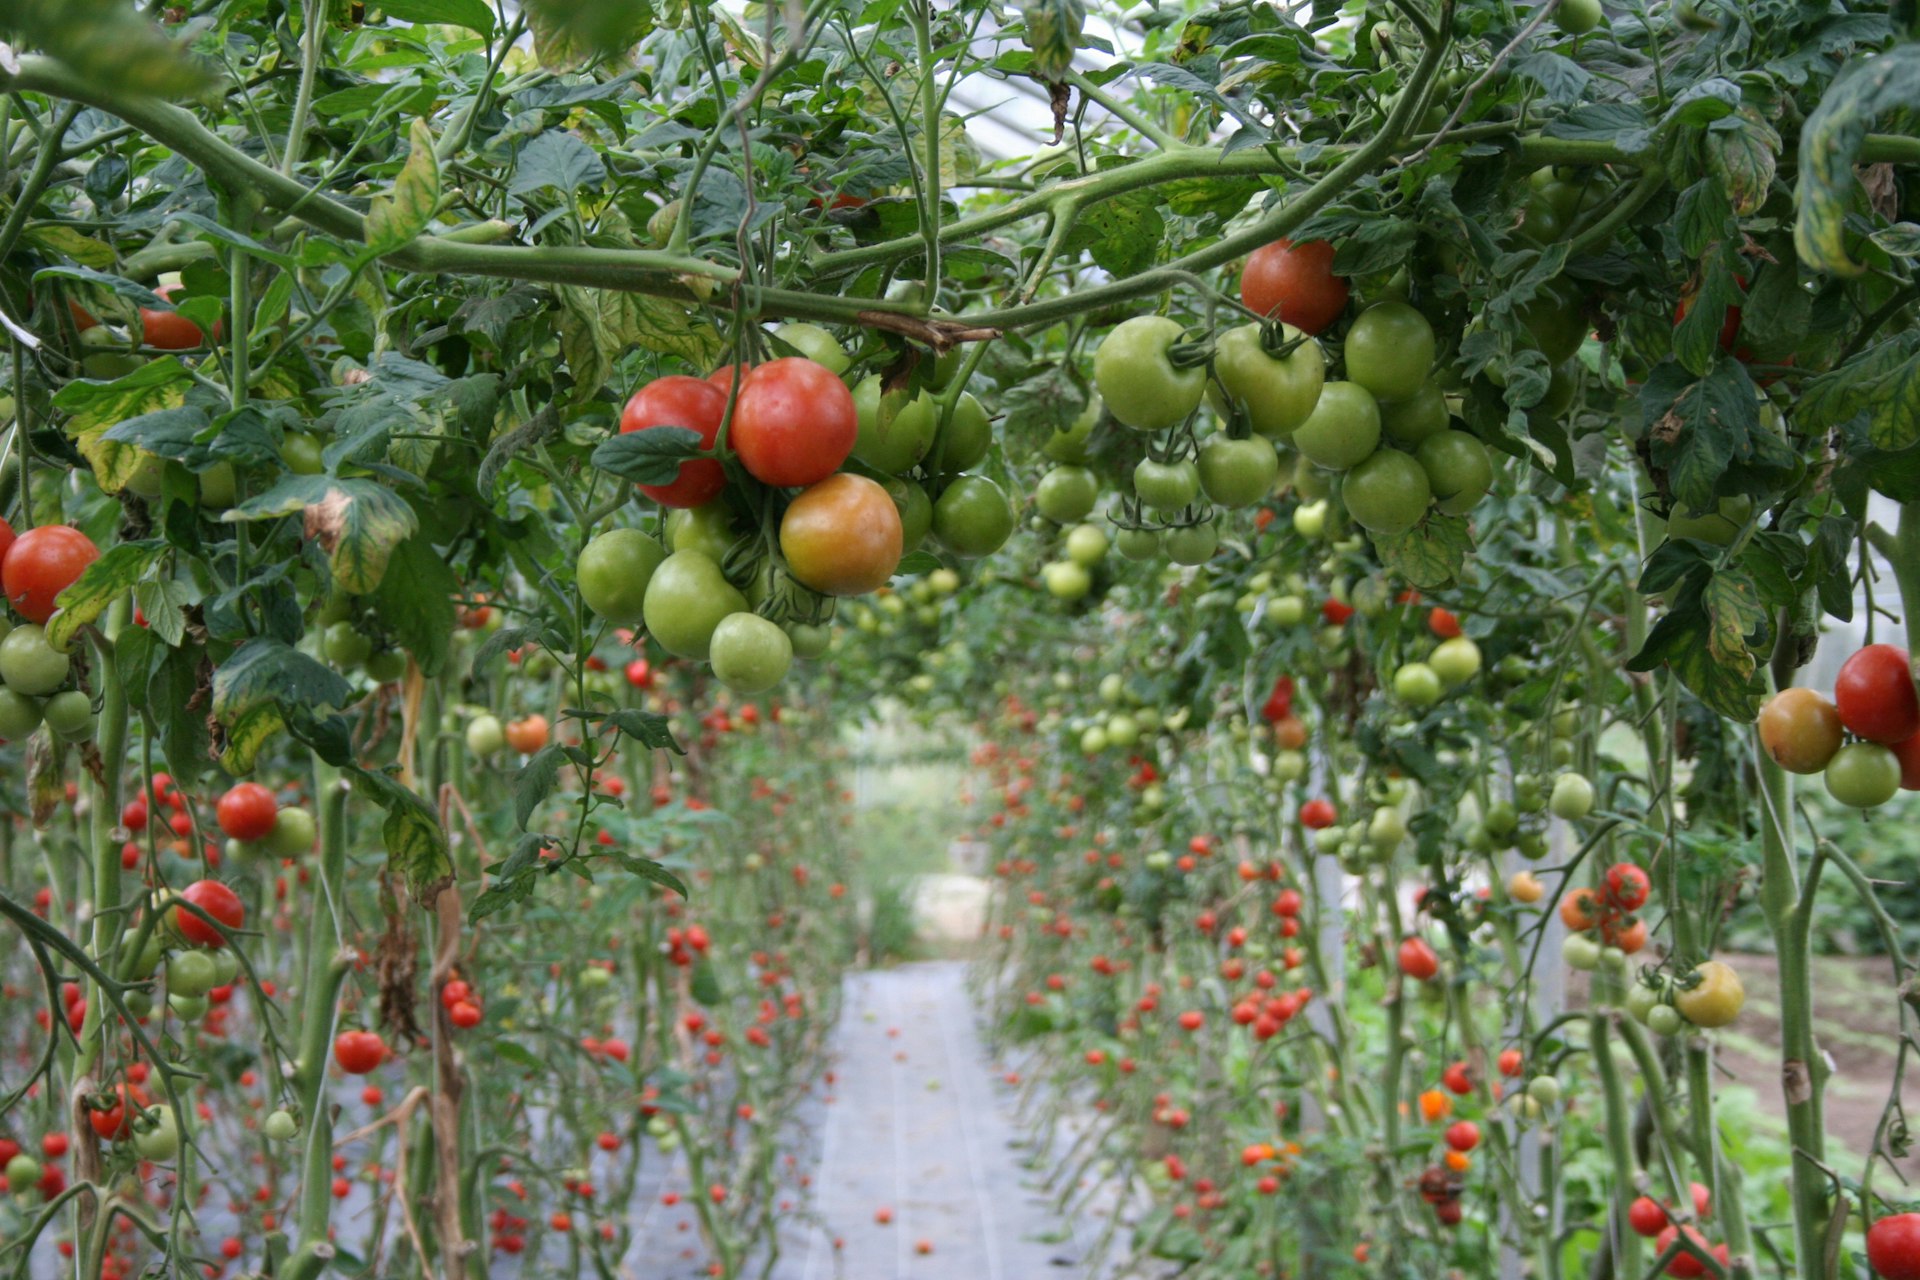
89, 1083, 150, 1141
1444, 1120, 1479, 1152
728, 358, 856, 487
172, 880, 244, 948
1240, 239, 1349, 335
1835, 644, 1920, 744
1299, 798, 1337, 829
1429, 607, 1462, 639
333, 1030, 386, 1075
449, 1000, 483, 1029
1397, 936, 1440, 981
1441, 1061, 1472, 1095
140, 284, 216, 350
619, 376, 728, 508
2, 525, 100, 623
1497, 1048, 1523, 1076
1628, 1195, 1670, 1237
1604, 862, 1651, 911
1868, 1213, 1920, 1280
216, 782, 278, 841
625, 658, 654, 689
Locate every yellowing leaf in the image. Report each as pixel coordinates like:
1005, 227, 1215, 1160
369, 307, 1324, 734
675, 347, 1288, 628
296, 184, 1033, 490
50, 358, 191, 493
366, 119, 441, 256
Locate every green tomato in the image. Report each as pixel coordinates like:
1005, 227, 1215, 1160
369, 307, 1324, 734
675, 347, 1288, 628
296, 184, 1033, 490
1367, 807, 1406, 854
6, 1154, 41, 1193
1416, 430, 1494, 516
266, 806, 317, 857
1065, 524, 1108, 567
1196, 436, 1280, 509
1665, 495, 1753, 547
852, 375, 938, 475
1164, 522, 1219, 566
1093, 317, 1206, 431
324, 622, 373, 668
263, 1109, 300, 1142
198, 461, 237, 509
933, 475, 1015, 559
466, 714, 505, 757
42, 689, 93, 741
1646, 1004, 1685, 1036
1291, 382, 1381, 471
1549, 773, 1595, 820
123, 451, 166, 498
1535, 360, 1579, 419
1292, 453, 1331, 499
1042, 395, 1101, 464
1134, 459, 1201, 511
1344, 302, 1435, 404
708, 612, 793, 694
1208, 323, 1325, 438
1622, 982, 1662, 1023
1429, 636, 1481, 686
884, 476, 934, 551
1379, 379, 1451, 445
364, 649, 408, 683
1526, 1075, 1561, 1106
0, 625, 69, 697
1561, 933, 1602, 971
282, 431, 326, 475
1042, 560, 1092, 600
1483, 799, 1519, 838
132, 1106, 180, 1161
665, 501, 741, 563
0, 688, 43, 740
1393, 662, 1444, 708
927, 393, 991, 473
643, 551, 748, 661
1268, 595, 1306, 626
1518, 282, 1587, 364
1342, 447, 1431, 536
772, 322, 850, 373
167, 949, 218, 998
1080, 725, 1109, 754
1115, 527, 1161, 561
1825, 743, 1901, 809
1554, 0, 1602, 33
786, 622, 832, 659
1034, 465, 1099, 523
1293, 500, 1329, 538
578, 528, 668, 627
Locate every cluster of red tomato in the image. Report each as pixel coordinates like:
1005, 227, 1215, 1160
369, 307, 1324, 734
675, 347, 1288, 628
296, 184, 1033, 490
1556, 861, 1652, 959
1760, 643, 1920, 808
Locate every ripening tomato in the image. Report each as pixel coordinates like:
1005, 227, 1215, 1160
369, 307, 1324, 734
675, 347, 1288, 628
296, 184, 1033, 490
1673, 959, 1744, 1028
1867, 1213, 1920, 1280
216, 782, 278, 841
504, 715, 549, 754
1757, 687, 1844, 774
3, 525, 100, 623
1558, 887, 1602, 931
780, 474, 904, 596
729, 358, 857, 487
172, 879, 244, 948
1240, 239, 1349, 335
1835, 644, 1920, 744
1397, 936, 1439, 981
333, 1030, 386, 1074
619, 376, 728, 508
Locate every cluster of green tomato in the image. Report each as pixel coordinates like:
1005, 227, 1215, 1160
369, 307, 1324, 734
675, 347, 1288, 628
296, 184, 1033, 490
0, 619, 96, 745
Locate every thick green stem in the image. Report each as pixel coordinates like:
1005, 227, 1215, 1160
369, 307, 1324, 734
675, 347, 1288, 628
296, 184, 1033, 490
290, 767, 353, 1264
1593, 1015, 1645, 1280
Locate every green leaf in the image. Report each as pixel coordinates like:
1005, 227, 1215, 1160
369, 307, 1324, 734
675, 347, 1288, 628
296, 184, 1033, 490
377, 0, 495, 34
479, 405, 562, 497
1798, 336, 1920, 450
524, 0, 656, 70
1706, 109, 1780, 217
509, 131, 607, 198
1642, 359, 1796, 512
46, 540, 165, 650
0, 0, 215, 97
132, 580, 194, 648
1627, 569, 1767, 720
513, 744, 569, 830
21, 226, 116, 270
1070, 190, 1165, 278
346, 766, 455, 901
555, 286, 723, 402
896, 550, 943, 575
213, 638, 354, 723
1022, 0, 1085, 81
604, 850, 690, 899
371, 535, 458, 677
1513, 52, 1589, 104
365, 119, 441, 257
1372, 514, 1473, 589
223, 476, 419, 594
591, 427, 704, 486
999, 365, 1084, 442
51, 357, 192, 493
1795, 44, 1920, 278
147, 643, 210, 785
579, 707, 683, 753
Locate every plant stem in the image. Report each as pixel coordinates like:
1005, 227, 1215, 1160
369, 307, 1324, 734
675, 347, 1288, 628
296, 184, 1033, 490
281, 0, 324, 175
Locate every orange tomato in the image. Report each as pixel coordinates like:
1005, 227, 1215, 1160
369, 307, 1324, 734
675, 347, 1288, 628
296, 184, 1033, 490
505, 715, 550, 754
779, 473, 903, 596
